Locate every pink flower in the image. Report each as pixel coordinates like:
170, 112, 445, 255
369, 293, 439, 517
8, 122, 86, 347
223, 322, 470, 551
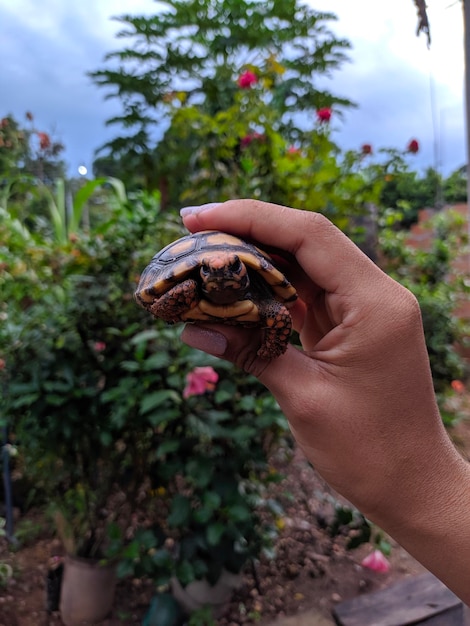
287, 146, 301, 156
93, 341, 106, 352
237, 70, 258, 89
361, 143, 373, 155
361, 550, 390, 573
407, 139, 419, 154
316, 107, 332, 123
183, 366, 219, 399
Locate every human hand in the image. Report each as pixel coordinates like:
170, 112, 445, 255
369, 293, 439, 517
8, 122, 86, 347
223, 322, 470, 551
180, 201, 470, 603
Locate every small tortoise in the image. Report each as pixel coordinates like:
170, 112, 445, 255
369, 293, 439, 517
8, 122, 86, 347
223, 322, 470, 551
135, 230, 298, 359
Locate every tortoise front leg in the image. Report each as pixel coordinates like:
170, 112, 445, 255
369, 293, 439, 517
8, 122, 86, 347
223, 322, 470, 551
257, 300, 292, 359
149, 279, 199, 323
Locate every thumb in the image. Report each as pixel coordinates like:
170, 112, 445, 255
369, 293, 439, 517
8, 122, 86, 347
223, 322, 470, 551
181, 324, 317, 414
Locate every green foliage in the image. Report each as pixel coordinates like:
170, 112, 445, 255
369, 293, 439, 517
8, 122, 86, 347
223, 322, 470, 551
380, 165, 467, 226
0, 112, 65, 184
166, 92, 382, 234
1, 186, 289, 584
90, 0, 353, 192
379, 208, 469, 416
444, 166, 467, 204
1, 175, 127, 244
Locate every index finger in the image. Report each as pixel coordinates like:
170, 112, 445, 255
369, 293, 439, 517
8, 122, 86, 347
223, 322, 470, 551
181, 199, 383, 298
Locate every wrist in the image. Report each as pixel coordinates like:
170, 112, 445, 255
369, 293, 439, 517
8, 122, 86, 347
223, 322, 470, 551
370, 440, 470, 603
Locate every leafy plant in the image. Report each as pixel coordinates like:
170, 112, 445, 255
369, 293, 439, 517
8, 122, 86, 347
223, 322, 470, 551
2, 175, 127, 244
2, 184, 289, 587
90, 0, 353, 194
379, 207, 469, 419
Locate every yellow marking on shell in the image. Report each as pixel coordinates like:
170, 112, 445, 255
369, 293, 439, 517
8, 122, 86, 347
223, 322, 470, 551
166, 238, 196, 256
204, 232, 246, 246
239, 254, 297, 303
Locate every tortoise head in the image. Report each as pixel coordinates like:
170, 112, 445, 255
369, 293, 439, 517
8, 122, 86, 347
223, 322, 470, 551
199, 251, 250, 305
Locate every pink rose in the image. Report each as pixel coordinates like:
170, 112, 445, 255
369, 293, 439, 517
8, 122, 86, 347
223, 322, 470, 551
237, 70, 258, 89
316, 107, 332, 123
361, 549, 390, 573
183, 366, 219, 399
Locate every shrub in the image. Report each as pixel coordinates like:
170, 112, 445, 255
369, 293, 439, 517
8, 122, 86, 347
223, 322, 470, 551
1, 187, 289, 583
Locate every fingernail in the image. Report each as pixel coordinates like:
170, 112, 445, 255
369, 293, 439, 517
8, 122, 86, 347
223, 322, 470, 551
180, 202, 221, 217
181, 325, 227, 356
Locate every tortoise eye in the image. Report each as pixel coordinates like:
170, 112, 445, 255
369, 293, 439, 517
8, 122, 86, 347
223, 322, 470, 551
200, 263, 210, 276
230, 257, 242, 272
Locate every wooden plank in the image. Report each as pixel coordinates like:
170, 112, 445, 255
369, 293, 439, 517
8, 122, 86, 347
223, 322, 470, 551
333, 572, 464, 626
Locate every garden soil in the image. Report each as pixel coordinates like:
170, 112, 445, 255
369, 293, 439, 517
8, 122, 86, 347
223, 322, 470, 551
1, 395, 469, 626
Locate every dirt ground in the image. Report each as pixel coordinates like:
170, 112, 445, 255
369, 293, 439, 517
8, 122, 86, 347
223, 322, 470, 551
1, 391, 469, 626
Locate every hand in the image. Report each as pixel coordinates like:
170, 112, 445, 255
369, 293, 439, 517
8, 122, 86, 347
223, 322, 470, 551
180, 200, 470, 602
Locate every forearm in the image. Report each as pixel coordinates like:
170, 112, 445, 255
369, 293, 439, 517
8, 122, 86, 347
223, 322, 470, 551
369, 442, 470, 604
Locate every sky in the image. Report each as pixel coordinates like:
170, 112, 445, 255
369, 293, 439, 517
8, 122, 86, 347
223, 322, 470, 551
0, 0, 465, 178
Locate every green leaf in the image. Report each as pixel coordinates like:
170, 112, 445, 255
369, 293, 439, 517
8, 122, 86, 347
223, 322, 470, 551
203, 491, 221, 510
116, 560, 135, 579
185, 458, 214, 488
130, 329, 161, 345
150, 548, 172, 568
146, 408, 180, 427
175, 560, 195, 586
139, 390, 180, 415
168, 495, 191, 527
100, 431, 113, 446
155, 440, 180, 457
143, 352, 171, 370
120, 360, 140, 372
206, 522, 225, 546
227, 504, 251, 523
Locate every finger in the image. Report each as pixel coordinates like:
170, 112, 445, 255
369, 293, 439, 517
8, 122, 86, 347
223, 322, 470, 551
181, 200, 387, 301
180, 323, 323, 415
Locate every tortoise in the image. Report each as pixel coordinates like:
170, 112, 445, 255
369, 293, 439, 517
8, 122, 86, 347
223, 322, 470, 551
135, 230, 298, 359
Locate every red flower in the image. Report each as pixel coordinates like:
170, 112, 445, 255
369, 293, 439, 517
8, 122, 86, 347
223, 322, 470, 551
361, 143, 373, 155
37, 132, 51, 150
361, 550, 390, 573
183, 366, 219, 399
451, 380, 465, 394
316, 107, 332, 123
240, 132, 265, 148
407, 139, 419, 154
93, 341, 106, 352
237, 70, 258, 89
287, 146, 301, 155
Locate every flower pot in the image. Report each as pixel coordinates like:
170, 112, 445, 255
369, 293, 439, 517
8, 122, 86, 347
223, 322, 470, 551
171, 569, 241, 615
59, 554, 117, 626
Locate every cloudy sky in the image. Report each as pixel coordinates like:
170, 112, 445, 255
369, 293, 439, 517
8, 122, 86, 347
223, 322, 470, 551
0, 0, 465, 178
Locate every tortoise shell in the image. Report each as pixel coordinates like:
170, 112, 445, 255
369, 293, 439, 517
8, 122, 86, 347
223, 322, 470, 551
135, 230, 297, 359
